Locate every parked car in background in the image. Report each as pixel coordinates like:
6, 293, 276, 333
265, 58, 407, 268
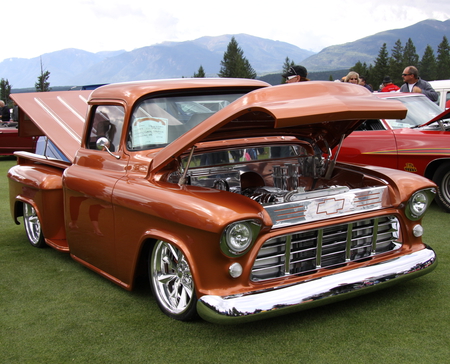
8, 80, 437, 324
429, 80, 450, 109
0, 124, 36, 155
338, 92, 450, 212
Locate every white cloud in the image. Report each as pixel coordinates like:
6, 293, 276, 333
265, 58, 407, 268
3, 0, 449, 61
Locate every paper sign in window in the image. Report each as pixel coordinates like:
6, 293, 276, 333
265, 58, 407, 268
131, 117, 169, 148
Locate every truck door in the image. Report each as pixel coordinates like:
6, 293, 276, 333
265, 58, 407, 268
64, 104, 129, 278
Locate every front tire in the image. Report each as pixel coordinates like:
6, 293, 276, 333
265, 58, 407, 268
23, 203, 46, 248
433, 162, 450, 213
149, 240, 197, 321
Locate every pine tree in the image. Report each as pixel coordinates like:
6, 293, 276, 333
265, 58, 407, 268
402, 38, 419, 67
350, 61, 369, 79
218, 37, 257, 79
419, 45, 437, 81
35, 57, 51, 92
436, 36, 450, 80
281, 57, 295, 84
0, 78, 12, 105
193, 65, 205, 78
371, 43, 390, 89
389, 39, 404, 86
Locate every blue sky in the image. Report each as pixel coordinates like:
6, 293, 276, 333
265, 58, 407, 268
2, 0, 449, 61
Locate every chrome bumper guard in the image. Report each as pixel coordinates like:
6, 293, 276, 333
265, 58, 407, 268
197, 247, 436, 324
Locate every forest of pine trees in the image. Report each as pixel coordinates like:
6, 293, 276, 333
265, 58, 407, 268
349, 36, 450, 90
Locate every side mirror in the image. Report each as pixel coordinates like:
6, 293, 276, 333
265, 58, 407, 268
96, 137, 120, 159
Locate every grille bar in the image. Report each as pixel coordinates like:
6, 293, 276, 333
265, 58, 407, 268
251, 215, 401, 281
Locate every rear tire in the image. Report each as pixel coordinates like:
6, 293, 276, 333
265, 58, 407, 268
432, 162, 450, 213
23, 203, 46, 248
149, 240, 197, 321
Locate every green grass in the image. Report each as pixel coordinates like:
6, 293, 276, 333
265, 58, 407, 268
1, 156, 449, 364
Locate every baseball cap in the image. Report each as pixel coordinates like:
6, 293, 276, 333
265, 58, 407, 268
282, 65, 308, 78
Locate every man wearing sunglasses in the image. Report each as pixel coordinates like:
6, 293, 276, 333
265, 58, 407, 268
400, 66, 438, 102
282, 65, 309, 83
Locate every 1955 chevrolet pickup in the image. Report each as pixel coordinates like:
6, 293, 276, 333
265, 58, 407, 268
8, 79, 437, 324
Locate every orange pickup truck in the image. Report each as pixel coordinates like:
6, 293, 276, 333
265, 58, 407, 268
7, 80, 437, 323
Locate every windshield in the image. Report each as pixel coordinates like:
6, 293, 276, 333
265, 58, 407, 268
384, 95, 444, 129
127, 92, 245, 151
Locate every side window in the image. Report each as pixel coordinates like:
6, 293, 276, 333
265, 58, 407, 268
87, 105, 125, 151
434, 91, 441, 107
445, 91, 450, 109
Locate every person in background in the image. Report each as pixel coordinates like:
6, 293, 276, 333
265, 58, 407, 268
282, 65, 309, 83
359, 76, 373, 92
12, 100, 19, 122
278, 65, 309, 158
380, 76, 400, 92
344, 71, 359, 84
0, 100, 11, 123
400, 66, 438, 102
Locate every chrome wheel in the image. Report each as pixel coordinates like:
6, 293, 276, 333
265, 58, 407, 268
149, 240, 197, 320
23, 203, 46, 248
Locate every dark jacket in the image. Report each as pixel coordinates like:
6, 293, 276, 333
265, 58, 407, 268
1, 106, 11, 122
400, 78, 438, 102
362, 84, 373, 92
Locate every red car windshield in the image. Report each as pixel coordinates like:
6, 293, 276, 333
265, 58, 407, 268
383, 95, 444, 129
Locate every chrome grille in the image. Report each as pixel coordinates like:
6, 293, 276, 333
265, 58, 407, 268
251, 215, 401, 281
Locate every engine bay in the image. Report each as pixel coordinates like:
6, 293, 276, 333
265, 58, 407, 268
168, 144, 388, 215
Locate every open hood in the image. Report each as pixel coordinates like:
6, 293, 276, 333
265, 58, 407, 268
10, 82, 407, 170
151, 81, 407, 172
11, 90, 92, 162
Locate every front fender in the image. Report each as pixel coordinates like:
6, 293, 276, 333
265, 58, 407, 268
337, 162, 436, 205
113, 178, 271, 234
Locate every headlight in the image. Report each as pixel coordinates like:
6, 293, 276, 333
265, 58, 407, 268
406, 188, 436, 220
221, 220, 261, 257
411, 192, 428, 215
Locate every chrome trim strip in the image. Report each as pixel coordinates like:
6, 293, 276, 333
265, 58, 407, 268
34, 97, 81, 144
197, 247, 436, 324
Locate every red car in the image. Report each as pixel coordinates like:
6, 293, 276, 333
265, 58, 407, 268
338, 92, 450, 212
0, 124, 36, 155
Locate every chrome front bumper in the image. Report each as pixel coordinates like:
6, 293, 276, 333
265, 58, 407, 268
197, 246, 436, 324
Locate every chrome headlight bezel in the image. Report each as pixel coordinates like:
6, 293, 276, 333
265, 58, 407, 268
220, 220, 262, 257
406, 188, 436, 221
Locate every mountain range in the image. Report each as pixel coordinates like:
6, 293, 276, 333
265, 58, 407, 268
302, 19, 450, 71
1, 19, 449, 89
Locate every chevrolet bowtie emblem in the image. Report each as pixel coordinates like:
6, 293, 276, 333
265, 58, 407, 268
317, 198, 345, 215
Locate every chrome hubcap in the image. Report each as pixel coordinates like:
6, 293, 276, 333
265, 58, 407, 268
152, 241, 194, 314
23, 204, 42, 246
